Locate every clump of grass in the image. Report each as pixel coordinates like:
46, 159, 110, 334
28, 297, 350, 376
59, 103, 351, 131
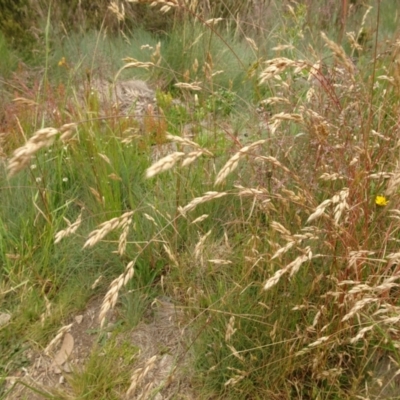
3, 1, 400, 399
58, 338, 138, 399
139, 3, 400, 399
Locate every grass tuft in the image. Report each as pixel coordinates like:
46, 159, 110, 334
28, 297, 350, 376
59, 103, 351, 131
3, 1, 400, 399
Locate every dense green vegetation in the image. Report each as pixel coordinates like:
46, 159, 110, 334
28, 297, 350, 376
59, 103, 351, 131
2, 1, 400, 398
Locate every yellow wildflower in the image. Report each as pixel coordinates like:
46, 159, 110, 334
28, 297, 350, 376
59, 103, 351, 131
58, 57, 67, 67
375, 195, 388, 207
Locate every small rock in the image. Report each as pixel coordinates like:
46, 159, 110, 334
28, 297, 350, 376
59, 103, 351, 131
0, 313, 11, 326
52, 333, 74, 368
53, 366, 62, 374
75, 315, 83, 324
63, 362, 72, 373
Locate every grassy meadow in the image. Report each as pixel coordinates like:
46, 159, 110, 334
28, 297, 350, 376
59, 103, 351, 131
2, 0, 400, 398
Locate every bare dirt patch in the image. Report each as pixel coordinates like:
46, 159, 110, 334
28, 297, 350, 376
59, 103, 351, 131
5, 296, 195, 399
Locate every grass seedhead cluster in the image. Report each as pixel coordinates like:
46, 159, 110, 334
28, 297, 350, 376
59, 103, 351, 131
7, 123, 77, 177
99, 261, 135, 327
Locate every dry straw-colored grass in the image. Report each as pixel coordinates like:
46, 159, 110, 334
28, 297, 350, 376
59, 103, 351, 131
7, 123, 77, 177
83, 212, 137, 326
146, 149, 212, 178
306, 188, 350, 224
162, 243, 178, 266
214, 140, 267, 185
211, 24, 400, 393
19, 5, 400, 396
126, 355, 158, 398
145, 151, 186, 178
194, 229, 212, 266
83, 211, 134, 248
166, 133, 213, 155
225, 316, 237, 342
117, 217, 132, 256
98, 261, 135, 327
54, 211, 83, 244
44, 324, 73, 356
190, 214, 209, 224
178, 191, 228, 215
263, 249, 312, 291
145, 133, 213, 178
174, 82, 202, 91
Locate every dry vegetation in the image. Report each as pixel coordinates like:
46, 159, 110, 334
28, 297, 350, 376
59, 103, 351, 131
2, 0, 400, 399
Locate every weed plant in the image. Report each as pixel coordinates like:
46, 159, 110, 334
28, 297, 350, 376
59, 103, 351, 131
2, 1, 400, 399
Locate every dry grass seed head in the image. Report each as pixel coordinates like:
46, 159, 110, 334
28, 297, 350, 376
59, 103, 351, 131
342, 297, 379, 322
116, 221, 131, 256
215, 140, 267, 185
115, 59, 155, 83
348, 250, 375, 273
83, 211, 134, 248
259, 58, 303, 83
54, 211, 83, 244
260, 97, 290, 106
270, 221, 293, 237
99, 261, 135, 327
59, 123, 78, 142
269, 112, 303, 123
265, 247, 312, 290
143, 213, 158, 226
289, 248, 312, 277
321, 32, 355, 75
271, 241, 296, 260
227, 344, 245, 362
165, 133, 211, 153
40, 294, 52, 324
191, 214, 209, 224
91, 275, 103, 290
263, 266, 290, 291
126, 355, 158, 397
235, 185, 270, 201
145, 152, 185, 178
225, 316, 237, 342
108, 1, 125, 21
306, 206, 327, 224
8, 123, 78, 177
174, 82, 202, 91
89, 187, 104, 205
224, 368, 247, 387
163, 243, 178, 266
98, 153, 112, 165
194, 230, 212, 265
205, 18, 224, 27
350, 325, 375, 344
182, 151, 206, 167
319, 172, 344, 181
306, 187, 351, 224
179, 191, 228, 215
44, 323, 73, 356
331, 188, 349, 225
8, 128, 58, 177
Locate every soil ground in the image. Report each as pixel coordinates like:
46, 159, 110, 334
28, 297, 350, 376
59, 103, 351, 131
4, 296, 195, 399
